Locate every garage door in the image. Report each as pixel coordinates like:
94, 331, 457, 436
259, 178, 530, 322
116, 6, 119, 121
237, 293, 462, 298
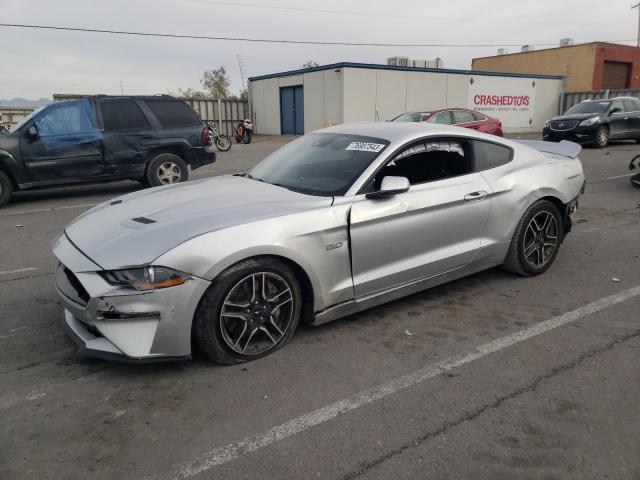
602, 61, 631, 90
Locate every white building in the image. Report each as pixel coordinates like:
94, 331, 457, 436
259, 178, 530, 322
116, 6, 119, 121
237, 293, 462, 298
248, 62, 564, 135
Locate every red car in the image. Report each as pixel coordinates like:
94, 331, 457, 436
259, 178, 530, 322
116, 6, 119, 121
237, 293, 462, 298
392, 108, 503, 137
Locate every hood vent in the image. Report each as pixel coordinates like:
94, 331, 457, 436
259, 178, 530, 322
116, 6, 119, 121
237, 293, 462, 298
131, 216, 156, 224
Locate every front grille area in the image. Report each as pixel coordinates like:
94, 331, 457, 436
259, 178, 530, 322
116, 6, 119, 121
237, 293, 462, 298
549, 120, 579, 131
55, 263, 90, 306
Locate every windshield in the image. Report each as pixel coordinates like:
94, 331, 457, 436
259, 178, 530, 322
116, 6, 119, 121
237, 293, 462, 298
248, 133, 390, 196
564, 101, 611, 115
9, 107, 44, 133
392, 112, 429, 122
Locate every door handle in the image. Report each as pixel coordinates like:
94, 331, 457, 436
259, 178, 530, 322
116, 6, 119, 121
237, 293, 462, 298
464, 191, 488, 202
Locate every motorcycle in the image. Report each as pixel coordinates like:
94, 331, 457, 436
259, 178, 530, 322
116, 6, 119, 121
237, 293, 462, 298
630, 154, 640, 189
205, 122, 231, 152
234, 119, 253, 144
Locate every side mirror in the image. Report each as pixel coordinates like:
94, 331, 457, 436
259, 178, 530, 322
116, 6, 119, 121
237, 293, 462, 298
366, 176, 410, 199
26, 125, 39, 139
609, 107, 622, 116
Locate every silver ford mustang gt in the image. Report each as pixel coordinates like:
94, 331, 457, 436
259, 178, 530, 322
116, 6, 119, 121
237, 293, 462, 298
52, 123, 585, 364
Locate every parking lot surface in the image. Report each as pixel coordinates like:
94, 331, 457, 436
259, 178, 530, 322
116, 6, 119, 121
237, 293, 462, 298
1, 135, 639, 480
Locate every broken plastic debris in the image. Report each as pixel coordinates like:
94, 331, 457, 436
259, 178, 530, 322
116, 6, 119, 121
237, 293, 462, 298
15, 224, 23, 228
611, 278, 621, 282
404, 330, 413, 336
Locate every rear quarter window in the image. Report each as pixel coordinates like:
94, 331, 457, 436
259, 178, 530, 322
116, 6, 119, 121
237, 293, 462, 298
144, 99, 201, 128
473, 140, 513, 171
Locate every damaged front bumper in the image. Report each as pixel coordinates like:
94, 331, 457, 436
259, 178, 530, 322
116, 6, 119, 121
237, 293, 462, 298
52, 233, 210, 363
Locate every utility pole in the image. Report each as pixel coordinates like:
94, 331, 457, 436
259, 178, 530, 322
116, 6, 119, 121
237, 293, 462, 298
119, 80, 124, 96
633, 2, 640, 47
236, 54, 247, 92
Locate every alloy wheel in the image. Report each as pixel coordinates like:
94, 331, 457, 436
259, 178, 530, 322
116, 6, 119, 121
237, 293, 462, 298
523, 210, 558, 269
219, 272, 294, 355
157, 161, 181, 184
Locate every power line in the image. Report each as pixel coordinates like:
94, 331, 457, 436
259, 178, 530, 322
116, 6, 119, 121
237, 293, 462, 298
0, 23, 635, 48
186, 0, 615, 27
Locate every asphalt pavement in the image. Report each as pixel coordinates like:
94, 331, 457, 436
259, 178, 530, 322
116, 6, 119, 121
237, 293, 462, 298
1, 134, 639, 480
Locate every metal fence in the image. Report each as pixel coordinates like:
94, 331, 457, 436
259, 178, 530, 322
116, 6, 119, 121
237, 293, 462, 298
183, 98, 248, 137
53, 94, 248, 137
562, 88, 640, 112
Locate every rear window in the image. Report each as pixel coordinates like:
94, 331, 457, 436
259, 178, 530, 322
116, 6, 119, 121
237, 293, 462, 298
144, 99, 201, 127
452, 110, 475, 124
100, 100, 150, 131
473, 140, 512, 171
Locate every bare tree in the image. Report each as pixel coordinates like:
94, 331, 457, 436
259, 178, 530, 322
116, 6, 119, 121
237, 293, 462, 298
202, 66, 231, 98
301, 60, 319, 68
168, 88, 207, 99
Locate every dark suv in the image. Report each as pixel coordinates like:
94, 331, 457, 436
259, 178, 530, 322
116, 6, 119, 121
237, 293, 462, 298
0, 95, 216, 207
543, 97, 640, 148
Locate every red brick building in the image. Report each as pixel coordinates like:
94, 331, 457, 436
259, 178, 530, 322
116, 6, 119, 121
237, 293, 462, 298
472, 42, 640, 93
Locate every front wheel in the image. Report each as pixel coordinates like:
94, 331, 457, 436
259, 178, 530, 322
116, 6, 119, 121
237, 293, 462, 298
243, 131, 252, 144
503, 200, 563, 277
194, 257, 301, 365
215, 135, 232, 152
594, 126, 609, 148
631, 173, 640, 189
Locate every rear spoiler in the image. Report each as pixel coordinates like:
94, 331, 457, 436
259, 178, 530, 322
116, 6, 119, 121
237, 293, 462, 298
515, 140, 581, 159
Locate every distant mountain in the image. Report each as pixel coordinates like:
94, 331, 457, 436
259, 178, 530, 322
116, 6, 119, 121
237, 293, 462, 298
0, 97, 52, 108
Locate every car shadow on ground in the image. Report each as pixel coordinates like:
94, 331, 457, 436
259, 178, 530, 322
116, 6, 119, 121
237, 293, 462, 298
9, 181, 143, 205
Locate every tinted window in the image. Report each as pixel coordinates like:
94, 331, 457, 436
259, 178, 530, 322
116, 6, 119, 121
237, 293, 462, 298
452, 110, 475, 124
610, 100, 625, 113
428, 111, 452, 125
36, 101, 95, 135
392, 112, 430, 122
101, 100, 150, 131
473, 140, 512, 171
472, 112, 487, 121
249, 133, 389, 196
144, 99, 201, 127
371, 139, 472, 188
622, 100, 638, 112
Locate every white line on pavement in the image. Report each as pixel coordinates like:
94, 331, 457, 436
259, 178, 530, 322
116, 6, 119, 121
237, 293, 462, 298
604, 173, 635, 181
174, 284, 640, 479
0, 267, 38, 276
0, 203, 97, 217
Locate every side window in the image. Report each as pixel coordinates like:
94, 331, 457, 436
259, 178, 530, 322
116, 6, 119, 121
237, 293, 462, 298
36, 101, 95, 136
101, 100, 150, 131
452, 110, 475, 124
428, 111, 452, 125
144, 99, 201, 127
371, 139, 472, 189
623, 100, 637, 112
473, 140, 513, 171
610, 100, 625, 113
472, 112, 487, 121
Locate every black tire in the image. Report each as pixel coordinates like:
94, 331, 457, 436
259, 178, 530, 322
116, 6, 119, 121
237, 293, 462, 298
145, 153, 188, 187
215, 135, 232, 152
0, 170, 13, 208
243, 131, 252, 144
593, 125, 609, 148
631, 173, 640, 189
194, 257, 302, 365
503, 200, 564, 277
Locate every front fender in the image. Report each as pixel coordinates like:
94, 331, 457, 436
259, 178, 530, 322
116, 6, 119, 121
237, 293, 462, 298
0, 148, 29, 185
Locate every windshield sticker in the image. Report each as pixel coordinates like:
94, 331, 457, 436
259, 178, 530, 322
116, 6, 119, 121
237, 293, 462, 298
346, 142, 386, 153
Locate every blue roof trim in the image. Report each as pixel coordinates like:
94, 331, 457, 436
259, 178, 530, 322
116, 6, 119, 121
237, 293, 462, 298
248, 62, 564, 82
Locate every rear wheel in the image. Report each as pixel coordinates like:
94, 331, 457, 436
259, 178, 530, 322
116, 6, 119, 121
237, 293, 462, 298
631, 173, 640, 189
0, 171, 13, 208
146, 153, 188, 187
503, 200, 563, 277
594, 126, 609, 148
194, 257, 302, 365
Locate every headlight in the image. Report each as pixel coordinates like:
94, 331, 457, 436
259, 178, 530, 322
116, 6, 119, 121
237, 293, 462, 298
579, 116, 600, 127
100, 266, 189, 290
544, 120, 550, 128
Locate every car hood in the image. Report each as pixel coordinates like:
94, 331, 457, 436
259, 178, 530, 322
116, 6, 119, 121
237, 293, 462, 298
551, 113, 600, 121
64, 175, 333, 270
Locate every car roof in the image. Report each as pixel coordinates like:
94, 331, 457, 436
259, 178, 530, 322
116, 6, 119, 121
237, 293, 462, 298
315, 121, 502, 143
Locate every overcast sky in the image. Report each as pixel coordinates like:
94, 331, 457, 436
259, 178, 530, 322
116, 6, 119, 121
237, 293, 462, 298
1, 0, 637, 100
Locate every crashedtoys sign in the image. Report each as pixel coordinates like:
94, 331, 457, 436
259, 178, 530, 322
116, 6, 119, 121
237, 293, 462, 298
468, 76, 537, 128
